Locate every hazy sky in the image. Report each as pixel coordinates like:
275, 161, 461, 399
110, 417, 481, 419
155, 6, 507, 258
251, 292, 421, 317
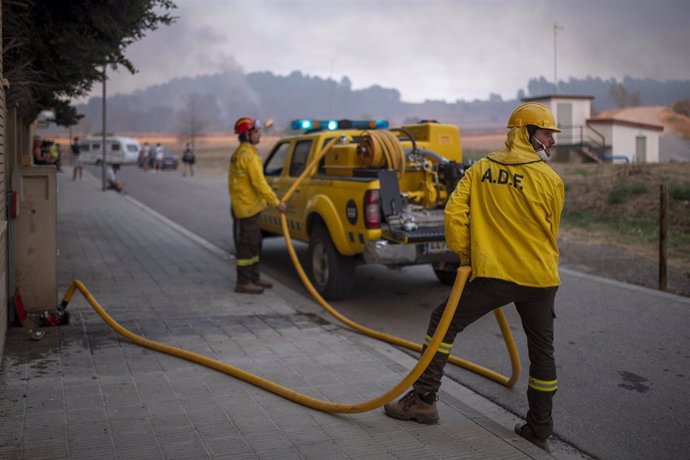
89, 0, 690, 104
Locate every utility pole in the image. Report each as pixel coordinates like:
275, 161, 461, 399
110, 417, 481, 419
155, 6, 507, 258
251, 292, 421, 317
554, 22, 564, 94
101, 65, 107, 191
327, 59, 334, 119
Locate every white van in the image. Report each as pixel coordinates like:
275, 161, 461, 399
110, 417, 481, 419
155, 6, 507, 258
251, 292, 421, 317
77, 136, 141, 165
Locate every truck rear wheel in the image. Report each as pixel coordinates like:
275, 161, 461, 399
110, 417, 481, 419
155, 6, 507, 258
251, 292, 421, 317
432, 262, 459, 286
307, 225, 355, 300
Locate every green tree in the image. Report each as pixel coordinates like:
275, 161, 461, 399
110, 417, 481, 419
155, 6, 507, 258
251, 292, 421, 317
52, 99, 84, 128
2, 0, 177, 122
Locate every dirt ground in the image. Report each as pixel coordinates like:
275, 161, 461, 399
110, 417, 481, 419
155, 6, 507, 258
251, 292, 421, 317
557, 227, 690, 297
125, 132, 690, 298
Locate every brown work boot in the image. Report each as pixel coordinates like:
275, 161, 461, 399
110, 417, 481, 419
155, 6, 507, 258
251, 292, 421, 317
234, 282, 264, 294
383, 390, 439, 424
253, 278, 273, 289
514, 423, 550, 450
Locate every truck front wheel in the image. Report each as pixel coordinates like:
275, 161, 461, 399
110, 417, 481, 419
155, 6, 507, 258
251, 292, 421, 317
307, 225, 355, 300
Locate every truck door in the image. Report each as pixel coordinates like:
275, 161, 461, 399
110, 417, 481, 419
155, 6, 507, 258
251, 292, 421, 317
262, 140, 293, 235
283, 139, 313, 239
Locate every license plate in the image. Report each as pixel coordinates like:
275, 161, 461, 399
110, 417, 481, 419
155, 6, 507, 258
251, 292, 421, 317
422, 241, 449, 255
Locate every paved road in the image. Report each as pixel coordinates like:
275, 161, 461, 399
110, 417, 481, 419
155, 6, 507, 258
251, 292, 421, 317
102, 165, 690, 459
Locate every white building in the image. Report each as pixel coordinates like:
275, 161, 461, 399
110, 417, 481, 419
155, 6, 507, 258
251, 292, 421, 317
522, 95, 664, 163
587, 117, 662, 163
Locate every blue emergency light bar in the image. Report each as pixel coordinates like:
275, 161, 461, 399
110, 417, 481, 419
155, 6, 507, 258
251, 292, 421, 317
290, 119, 389, 131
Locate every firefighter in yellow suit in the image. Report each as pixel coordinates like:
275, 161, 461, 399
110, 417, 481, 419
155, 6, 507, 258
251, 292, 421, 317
384, 102, 565, 448
228, 117, 287, 294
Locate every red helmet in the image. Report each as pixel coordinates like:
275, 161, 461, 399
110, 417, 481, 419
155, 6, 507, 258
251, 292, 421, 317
234, 117, 257, 135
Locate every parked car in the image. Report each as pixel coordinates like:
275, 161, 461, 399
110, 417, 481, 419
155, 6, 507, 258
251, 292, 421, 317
161, 147, 179, 170
147, 146, 179, 170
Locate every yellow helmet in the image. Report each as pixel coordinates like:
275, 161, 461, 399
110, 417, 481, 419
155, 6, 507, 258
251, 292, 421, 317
507, 102, 561, 132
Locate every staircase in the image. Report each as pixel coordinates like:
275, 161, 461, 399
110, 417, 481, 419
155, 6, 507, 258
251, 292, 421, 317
557, 124, 607, 163
575, 144, 603, 163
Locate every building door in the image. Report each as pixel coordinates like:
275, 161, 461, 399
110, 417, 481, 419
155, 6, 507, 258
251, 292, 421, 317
635, 136, 647, 163
557, 102, 573, 144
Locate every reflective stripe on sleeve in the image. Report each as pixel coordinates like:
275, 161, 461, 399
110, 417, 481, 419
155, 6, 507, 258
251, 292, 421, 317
528, 376, 558, 392
425, 335, 453, 355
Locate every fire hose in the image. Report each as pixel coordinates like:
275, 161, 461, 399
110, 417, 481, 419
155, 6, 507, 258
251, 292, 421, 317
358, 130, 406, 173
280, 136, 520, 389
60, 269, 468, 413
58, 132, 519, 414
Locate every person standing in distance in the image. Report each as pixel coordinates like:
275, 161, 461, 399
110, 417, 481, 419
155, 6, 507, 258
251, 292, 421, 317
70, 137, 83, 180
228, 117, 287, 294
181, 143, 196, 177
139, 142, 151, 169
153, 143, 164, 171
384, 102, 565, 449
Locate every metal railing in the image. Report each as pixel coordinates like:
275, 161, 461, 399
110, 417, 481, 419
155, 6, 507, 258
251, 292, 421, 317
558, 124, 607, 161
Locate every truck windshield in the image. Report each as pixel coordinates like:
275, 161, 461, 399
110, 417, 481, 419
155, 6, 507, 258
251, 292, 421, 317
265, 142, 290, 176
289, 140, 313, 177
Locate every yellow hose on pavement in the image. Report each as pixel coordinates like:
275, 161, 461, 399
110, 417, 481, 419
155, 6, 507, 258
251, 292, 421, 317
281, 136, 521, 388
58, 130, 518, 415
60, 268, 468, 413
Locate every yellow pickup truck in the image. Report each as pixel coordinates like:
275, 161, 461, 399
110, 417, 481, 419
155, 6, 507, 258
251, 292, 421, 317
260, 119, 465, 300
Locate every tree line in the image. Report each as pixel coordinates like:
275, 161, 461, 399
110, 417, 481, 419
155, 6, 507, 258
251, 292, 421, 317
63, 71, 690, 135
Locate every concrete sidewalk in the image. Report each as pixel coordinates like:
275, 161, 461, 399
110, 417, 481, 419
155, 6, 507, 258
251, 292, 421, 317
0, 169, 577, 459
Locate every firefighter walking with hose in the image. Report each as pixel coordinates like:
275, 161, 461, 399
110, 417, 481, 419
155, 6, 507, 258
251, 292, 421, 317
384, 102, 565, 448
229, 117, 287, 294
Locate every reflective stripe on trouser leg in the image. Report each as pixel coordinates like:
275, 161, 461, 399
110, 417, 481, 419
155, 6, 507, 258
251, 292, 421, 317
236, 213, 262, 285
527, 383, 557, 439
527, 374, 558, 430
515, 286, 558, 439
529, 376, 557, 392
425, 335, 453, 355
413, 278, 504, 394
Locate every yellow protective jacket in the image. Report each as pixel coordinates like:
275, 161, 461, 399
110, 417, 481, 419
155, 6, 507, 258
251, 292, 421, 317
228, 143, 280, 219
445, 126, 565, 287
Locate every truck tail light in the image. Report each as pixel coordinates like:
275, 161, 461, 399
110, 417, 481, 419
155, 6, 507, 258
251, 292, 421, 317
364, 190, 380, 229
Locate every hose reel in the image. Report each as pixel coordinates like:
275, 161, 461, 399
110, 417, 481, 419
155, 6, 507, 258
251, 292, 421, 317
357, 130, 406, 171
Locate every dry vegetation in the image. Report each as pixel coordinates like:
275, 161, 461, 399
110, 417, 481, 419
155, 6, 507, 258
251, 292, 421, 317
554, 161, 690, 295
553, 162, 690, 258
662, 108, 690, 139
